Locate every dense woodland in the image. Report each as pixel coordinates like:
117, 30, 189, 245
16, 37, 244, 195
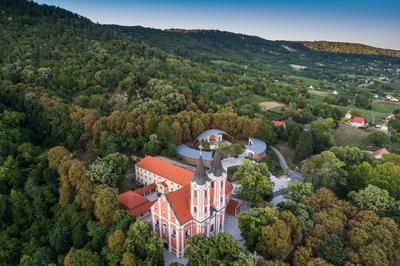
304, 41, 400, 58
1, 0, 400, 265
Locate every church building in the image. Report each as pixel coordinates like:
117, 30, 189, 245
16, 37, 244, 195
149, 151, 235, 258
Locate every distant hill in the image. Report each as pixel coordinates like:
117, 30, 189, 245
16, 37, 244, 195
303, 41, 400, 58
106, 25, 400, 82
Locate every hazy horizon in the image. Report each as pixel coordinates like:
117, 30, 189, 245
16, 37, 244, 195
36, 0, 400, 50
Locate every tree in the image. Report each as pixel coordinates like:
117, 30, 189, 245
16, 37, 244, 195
47, 146, 70, 169
185, 233, 255, 266
49, 227, 70, 254
282, 182, 312, 202
258, 123, 277, 144
238, 207, 277, 252
295, 131, 313, 162
302, 151, 346, 191
87, 153, 128, 188
286, 121, 303, 148
367, 131, 391, 147
143, 134, 160, 155
233, 159, 273, 206
92, 185, 118, 226
329, 146, 371, 167
64, 248, 101, 266
310, 120, 335, 154
317, 234, 347, 266
257, 219, 291, 259
125, 220, 164, 266
349, 185, 397, 216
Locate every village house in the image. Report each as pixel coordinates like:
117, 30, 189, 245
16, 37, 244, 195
272, 120, 286, 128
386, 95, 399, 102
348, 116, 365, 127
372, 148, 390, 159
344, 111, 352, 120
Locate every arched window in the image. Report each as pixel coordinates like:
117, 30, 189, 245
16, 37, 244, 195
194, 206, 197, 212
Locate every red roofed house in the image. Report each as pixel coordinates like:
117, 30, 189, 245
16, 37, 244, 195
148, 151, 236, 258
372, 148, 390, 159
118, 190, 153, 217
272, 120, 286, 127
349, 116, 365, 127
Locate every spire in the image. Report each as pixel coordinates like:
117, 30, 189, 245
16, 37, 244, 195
211, 150, 224, 176
191, 156, 210, 185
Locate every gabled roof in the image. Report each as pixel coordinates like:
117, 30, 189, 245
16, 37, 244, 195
133, 183, 157, 196
118, 191, 148, 210
136, 156, 194, 186
165, 185, 192, 224
351, 116, 365, 124
372, 148, 389, 158
128, 201, 154, 217
163, 180, 234, 224
272, 120, 285, 127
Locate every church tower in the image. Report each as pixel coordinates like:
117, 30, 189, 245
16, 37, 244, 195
190, 156, 211, 234
209, 150, 227, 233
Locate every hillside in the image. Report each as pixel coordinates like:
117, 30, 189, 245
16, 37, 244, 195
304, 41, 400, 58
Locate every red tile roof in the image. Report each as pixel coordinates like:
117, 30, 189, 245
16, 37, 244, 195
136, 156, 194, 186
128, 200, 153, 217
372, 148, 389, 158
133, 183, 157, 196
165, 181, 234, 224
118, 191, 148, 210
166, 185, 192, 224
272, 120, 285, 127
351, 116, 365, 124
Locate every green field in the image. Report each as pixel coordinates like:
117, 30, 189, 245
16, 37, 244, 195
371, 102, 399, 113
334, 124, 370, 147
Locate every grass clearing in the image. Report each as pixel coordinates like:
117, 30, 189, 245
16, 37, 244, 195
259, 101, 286, 111
334, 124, 370, 147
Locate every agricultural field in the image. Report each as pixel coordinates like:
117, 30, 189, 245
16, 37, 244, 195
258, 101, 286, 111
334, 124, 370, 146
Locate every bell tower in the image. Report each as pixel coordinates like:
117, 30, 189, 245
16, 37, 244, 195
190, 156, 211, 229
209, 151, 227, 233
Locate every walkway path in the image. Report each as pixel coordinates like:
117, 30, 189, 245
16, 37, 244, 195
270, 146, 304, 182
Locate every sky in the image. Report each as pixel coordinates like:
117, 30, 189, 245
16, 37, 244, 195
36, 0, 400, 50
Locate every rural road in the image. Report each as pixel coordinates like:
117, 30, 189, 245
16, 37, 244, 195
270, 145, 305, 182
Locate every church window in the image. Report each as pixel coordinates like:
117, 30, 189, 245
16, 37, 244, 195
194, 206, 197, 212
185, 230, 190, 239
211, 224, 214, 232
204, 206, 207, 212
162, 224, 167, 235
155, 220, 159, 228
172, 229, 176, 238
220, 196, 223, 203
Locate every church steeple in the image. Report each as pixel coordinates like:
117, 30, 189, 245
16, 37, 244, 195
210, 150, 224, 177
191, 156, 210, 185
